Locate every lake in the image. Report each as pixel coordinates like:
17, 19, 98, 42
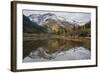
23, 38, 91, 62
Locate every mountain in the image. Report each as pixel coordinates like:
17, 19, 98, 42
28, 13, 80, 27
28, 13, 76, 34
23, 14, 47, 33
23, 12, 91, 37
26, 13, 87, 35
28, 13, 65, 27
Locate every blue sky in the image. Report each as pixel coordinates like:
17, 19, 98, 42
23, 10, 91, 25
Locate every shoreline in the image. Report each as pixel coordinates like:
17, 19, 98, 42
23, 33, 90, 42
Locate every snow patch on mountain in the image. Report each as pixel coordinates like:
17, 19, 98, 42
28, 13, 79, 28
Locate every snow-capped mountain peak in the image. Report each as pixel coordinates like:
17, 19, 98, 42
28, 13, 60, 25
28, 13, 77, 28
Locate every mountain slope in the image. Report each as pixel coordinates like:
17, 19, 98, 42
26, 13, 90, 36
23, 15, 47, 33
28, 13, 75, 34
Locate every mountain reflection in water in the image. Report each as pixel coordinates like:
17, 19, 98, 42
23, 39, 91, 62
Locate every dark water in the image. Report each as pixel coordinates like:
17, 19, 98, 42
23, 39, 91, 62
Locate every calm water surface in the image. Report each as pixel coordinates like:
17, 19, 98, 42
23, 39, 91, 62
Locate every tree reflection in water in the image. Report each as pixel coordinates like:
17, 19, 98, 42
23, 39, 90, 62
